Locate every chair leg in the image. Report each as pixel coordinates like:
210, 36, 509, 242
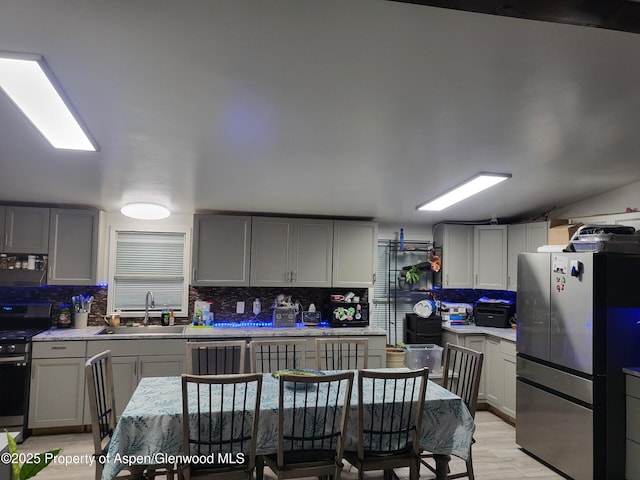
255, 455, 264, 480
466, 450, 475, 480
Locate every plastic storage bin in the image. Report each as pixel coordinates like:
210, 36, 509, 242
405, 344, 443, 374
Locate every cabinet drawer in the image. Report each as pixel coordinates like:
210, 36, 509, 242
32, 341, 86, 358
627, 395, 640, 443
500, 339, 516, 357
87, 339, 187, 357
627, 375, 640, 400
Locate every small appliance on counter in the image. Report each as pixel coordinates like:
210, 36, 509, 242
474, 300, 515, 328
326, 302, 369, 327
273, 307, 296, 327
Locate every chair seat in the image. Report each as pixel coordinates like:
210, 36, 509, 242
265, 449, 338, 467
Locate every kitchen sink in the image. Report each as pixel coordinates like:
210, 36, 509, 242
98, 325, 185, 335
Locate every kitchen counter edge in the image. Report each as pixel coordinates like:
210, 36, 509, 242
623, 367, 640, 378
442, 324, 517, 342
33, 325, 388, 341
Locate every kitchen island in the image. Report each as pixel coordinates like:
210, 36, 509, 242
29, 325, 387, 432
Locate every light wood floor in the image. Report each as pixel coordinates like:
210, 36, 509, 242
17, 412, 564, 479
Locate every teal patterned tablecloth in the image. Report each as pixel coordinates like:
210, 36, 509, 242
101, 371, 474, 480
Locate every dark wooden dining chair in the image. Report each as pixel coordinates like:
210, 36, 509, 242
315, 338, 369, 370
186, 340, 246, 374
344, 368, 429, 480
180, 373, 263, 480
258, 371, 354, 480
248, 339, 306, 373
85, 350, 174, 480
421, 343, 484, 480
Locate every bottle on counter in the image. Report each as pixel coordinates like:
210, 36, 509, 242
58, 303, 71, 328
0, 254, 7, 269
161, 302, 170, 326
169, 309, 175, 326
253, 298, 261, 316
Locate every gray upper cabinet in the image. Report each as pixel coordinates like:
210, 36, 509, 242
474, 225, 508, 290
48, 209, 99, 285
332, 220, 377, 288
507, 224, 526, 291
434, 224, 474, 288
507, 221, 548, 291
251, 217, 333, 287
2, 206, 50, 253
192, 215, 251, 286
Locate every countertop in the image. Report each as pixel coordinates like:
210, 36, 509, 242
442, 324, 517, 342
33, 325, 388, 341
623, 367, 640, 378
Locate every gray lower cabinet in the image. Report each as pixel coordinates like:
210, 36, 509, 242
441, 330, 515, 417
332, 220, 377, 288
29, 341, 87, 429
86, 339, 187, 419
48, 208, 100, 285
192, 214, 251, 286
627, 373, 640, 480
2, 206, 50, 254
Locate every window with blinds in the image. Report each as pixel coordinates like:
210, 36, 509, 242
108, 230, 188, 316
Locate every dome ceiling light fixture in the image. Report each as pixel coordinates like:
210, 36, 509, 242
121, 203, 171, 220
416, 172, 512, 211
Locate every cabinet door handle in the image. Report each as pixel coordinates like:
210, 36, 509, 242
192, 268, 196, 281
475, 274, 478, 286
507, 276, 511, 289
51, 346, 66, 350
373, 273, 376, 284
445, 274, 449, 286
291, 271, 296, 282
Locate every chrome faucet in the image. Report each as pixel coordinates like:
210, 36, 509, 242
144, 291, 155, 326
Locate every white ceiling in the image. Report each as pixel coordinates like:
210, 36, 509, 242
1, 0, 640, 226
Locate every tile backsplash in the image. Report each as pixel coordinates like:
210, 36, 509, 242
0, 285, 368, 327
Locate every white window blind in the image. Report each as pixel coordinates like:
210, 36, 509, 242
111, 231, 187, 313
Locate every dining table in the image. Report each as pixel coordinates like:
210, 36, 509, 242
101, 370, 475, 480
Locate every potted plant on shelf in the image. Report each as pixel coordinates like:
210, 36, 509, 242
405, 265, 421, 286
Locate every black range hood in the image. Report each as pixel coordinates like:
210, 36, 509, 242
0, 270, 47, 287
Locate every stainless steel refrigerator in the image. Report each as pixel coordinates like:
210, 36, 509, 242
516, 252, 640, 480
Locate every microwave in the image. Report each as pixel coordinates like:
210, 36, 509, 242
327, 302, 369, 328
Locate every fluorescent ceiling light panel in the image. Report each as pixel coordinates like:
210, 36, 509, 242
417, 172, 512, 211
121, 203, 171, 220
0, 52, 97, 151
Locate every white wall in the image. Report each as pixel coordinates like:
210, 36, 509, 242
553, 181, 640, 219
377, 223, 433, 242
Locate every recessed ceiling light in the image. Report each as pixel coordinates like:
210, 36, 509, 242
0, 51, 97, 151
417, 172, 512, 211
121, 203, 171, 220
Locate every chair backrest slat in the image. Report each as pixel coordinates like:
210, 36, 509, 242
277, 371, 354, 468
249, 339, 306, 373
356, 368, 429, 457
442, 343, 484, 418
181, 373, 262, 473
85, 350, 117, 457
316, 338, 369, 370
186, 340, 246, 375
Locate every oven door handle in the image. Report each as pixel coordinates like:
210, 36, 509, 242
0, 356, 27, 364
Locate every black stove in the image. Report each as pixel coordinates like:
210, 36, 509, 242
0, 303, 52, 441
